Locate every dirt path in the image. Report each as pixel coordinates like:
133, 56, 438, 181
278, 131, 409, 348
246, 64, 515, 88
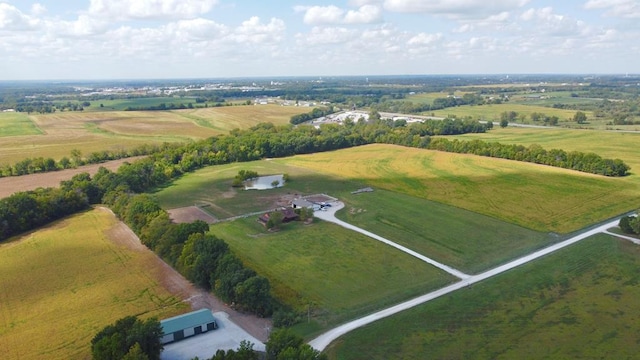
99, 207, 273, 343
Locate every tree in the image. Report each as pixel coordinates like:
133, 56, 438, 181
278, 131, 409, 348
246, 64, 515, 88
266, 211, 284, 230
266, 329, 303, 360
500, 119, 509, 128
619, 216, 635, 234
573, 111, 587, 124
91, 316, 162, 360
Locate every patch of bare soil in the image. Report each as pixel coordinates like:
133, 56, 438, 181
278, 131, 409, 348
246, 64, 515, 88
101, 207, 272, 342
0, 156, 146, 199
167, 206, 218, 224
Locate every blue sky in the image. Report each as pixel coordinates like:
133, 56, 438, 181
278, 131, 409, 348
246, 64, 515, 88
1, 0, 638, 80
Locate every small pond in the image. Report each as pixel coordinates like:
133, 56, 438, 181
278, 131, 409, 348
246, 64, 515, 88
244, 174, 285, 190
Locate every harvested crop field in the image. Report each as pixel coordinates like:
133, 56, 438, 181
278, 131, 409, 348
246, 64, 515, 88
167, 206, 218, 224
0, 157, 144, 199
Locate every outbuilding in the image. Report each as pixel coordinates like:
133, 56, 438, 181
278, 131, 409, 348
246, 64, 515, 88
160, 309, 217, 345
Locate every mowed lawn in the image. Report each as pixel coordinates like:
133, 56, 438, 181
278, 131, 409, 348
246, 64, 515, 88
0, 112, 43, 137
282, 144, 639, 233
0, 208, 186, 360
325, 234, 640, 359
209, 218, 455, 331
334, 189, 551, 273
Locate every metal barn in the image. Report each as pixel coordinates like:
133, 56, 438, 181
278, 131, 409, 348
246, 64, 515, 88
160, 309, 217, 344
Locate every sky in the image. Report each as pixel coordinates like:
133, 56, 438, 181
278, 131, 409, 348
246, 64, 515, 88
0, 0, 639, 80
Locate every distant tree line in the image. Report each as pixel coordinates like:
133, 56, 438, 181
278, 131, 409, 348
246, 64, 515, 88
427, 138, 630, 177
0, 143, 174, 178
124, 102, 195, 111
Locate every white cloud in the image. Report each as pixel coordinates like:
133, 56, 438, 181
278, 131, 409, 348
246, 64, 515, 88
302, 5, 345, 25
408, 32, 442, 46
30, 3, 47, 16
585, 0, 640, 19
88, 0, 218, 20
520, 7, 587, 37
296, 26, 357, 45
344, 5, 383, 24
383, 0, 530, 19
0, 3, 39, 30
233, 16, 286, 44
299, 4, 382, 25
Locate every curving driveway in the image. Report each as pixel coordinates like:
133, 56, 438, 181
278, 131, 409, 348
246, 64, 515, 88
314, 202, 470, 279
309, 202, 624, 351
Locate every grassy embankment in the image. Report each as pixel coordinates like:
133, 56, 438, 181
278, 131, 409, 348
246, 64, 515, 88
0, 104, 308, 165
325, 234, 640, 359
0, 208, 187, 360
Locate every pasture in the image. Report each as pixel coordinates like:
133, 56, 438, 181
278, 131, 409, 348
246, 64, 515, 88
283, 144, 638, 233
0, 112, 43, 137
0, 208, 186, 360
428, 103, 586, 122
334, 189, 551, 273
324, 234, 640, 359
208, 217, 455, 332
0, 105, 308, 165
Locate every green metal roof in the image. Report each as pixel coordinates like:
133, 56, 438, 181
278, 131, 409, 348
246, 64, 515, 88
160, 309, 216, 334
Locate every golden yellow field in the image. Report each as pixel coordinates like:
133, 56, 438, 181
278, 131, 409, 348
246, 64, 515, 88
283, 144, 640, 233
0, 208, 187, 360
0, 105, 309, 165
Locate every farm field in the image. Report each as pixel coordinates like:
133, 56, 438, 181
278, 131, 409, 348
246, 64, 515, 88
282, 144, 638, 233
0, 105, 308, 165
428, 103, 586, 122
324, 234, 640, 359
334, 189, 551, 273
0, 112, 43, 137
0, 208, 187, 360
208, 217, 456, 334
453, 127, 640, 177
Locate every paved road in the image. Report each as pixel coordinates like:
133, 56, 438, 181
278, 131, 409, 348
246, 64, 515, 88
309, 209, 623, 351
314, 202, 470, 279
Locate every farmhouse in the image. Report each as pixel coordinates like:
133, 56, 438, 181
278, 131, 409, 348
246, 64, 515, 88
160, 309, 217, 345
258, 208, 299, 226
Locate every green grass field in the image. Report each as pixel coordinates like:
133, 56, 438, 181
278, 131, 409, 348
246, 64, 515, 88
428, 103, 586, 122
325, 234, 640, 359
209, 217, 455, 333
283, 144, 638, 233
0, 208, 187, 360
334, 189, 551, 273
0, 112, 43, 137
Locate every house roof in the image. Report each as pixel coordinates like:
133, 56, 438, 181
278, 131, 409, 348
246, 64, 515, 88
160, 309, 216, 334
292, 199, 315, 208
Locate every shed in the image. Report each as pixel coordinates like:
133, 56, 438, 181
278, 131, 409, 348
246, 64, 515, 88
160, 309, 217, 344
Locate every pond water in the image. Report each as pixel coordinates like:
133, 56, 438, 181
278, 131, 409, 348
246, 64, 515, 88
244, 174, 285, 190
